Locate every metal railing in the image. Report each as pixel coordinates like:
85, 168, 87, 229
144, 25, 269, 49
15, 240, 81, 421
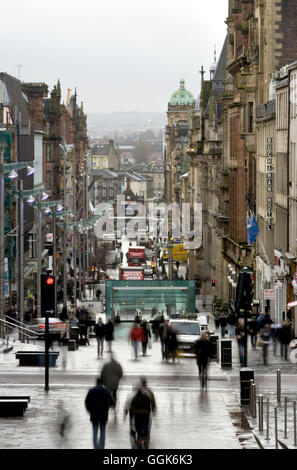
1, 316, 42, 345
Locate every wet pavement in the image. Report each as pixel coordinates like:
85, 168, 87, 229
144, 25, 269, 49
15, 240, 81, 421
1, 313, 297, 450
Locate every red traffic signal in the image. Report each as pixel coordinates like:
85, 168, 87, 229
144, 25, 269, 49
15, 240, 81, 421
212, 279, 216, 287
46, 276, 54, 286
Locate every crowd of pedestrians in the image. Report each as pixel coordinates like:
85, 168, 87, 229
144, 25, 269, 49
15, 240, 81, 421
214, 306, 295, 367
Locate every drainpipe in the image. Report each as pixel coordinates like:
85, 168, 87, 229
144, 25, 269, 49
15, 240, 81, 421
287, 69, 291, 253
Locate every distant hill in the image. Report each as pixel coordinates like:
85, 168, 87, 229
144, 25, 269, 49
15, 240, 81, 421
87, 111, 166, 138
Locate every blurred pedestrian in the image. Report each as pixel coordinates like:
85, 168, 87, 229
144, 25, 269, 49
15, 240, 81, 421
105, 319, 114, 352
94, 317, 105, 358
129, 322, 145, 359
248, 317, 259, 350
124, 377, 156, 449
78, 308, 89, 345
227, 310, 237, 338
270, 322, 281, 355
213, 310, 220, 330
235, 318, 245, 367
152, 317, 160, 341
192, 331, 211, 389
141, 319, 151, 356
279, 319, 293, 361
57, 400, 71, 448
159, 319, 170, 360
259, 323, 271, 365
85, 378, 114, 449
219, 313, 228, 338
60, 306, 68, 322
202, 295, 206, 309
167, 324, 178, 363
101, 353, 123, 409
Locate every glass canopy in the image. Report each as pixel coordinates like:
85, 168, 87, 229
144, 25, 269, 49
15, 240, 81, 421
105, 280, 195, 321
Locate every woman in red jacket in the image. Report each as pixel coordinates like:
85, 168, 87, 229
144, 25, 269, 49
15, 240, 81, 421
129, 323, 145, 360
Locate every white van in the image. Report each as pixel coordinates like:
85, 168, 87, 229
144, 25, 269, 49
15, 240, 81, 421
169, 318, 201, 356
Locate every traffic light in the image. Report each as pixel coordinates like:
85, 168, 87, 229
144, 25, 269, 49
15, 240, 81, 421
90, 265, 95, 274
212, 279, 216, 287
41, 274, 55, 316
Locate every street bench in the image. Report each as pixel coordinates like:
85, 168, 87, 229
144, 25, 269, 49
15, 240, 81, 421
0, 398, 30, 417
15, 351, 59, 367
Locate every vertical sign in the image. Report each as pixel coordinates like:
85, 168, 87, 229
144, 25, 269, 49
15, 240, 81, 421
266, 137, 273, 230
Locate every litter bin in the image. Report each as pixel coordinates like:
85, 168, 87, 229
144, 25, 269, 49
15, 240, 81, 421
220, 339, 232, 368
209, 335, 219, 359
68, 339, 76, 351
240, 368, 254, 406
70, 326, 79, 347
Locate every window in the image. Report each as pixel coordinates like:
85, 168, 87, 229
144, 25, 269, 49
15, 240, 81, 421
110, 189, 114, 196
102, 180, 106, 187
102, 189, 106, 196
46, 144, 51, 162
46, 171, 51, 188
248, 102, 254, 133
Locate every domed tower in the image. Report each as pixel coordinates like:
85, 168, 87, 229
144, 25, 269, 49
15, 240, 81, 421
167, 79, 195, 126
209, 45, 217, 80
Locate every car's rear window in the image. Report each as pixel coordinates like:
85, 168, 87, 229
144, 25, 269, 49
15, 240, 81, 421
171, 322, 200, 335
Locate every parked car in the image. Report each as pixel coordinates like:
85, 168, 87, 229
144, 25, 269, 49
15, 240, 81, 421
29, 317, 67, 339
168, 318, 201, 357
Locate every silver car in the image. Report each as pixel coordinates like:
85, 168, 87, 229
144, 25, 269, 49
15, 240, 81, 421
169, 319, 201, 356
30, 317, 67, 339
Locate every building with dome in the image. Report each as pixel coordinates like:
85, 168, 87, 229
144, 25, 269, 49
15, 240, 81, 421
165, 79, 195, 203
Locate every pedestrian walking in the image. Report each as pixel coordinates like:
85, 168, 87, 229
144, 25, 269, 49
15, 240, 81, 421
202, 295, 206, 309
124, 377, 156, 449
94, 317, 105, 358
85, 378, 114, 449
141, 319, 152, 356
159, 319, 170, 360
213, 310, 220, 330
248, 317, 259, 350
167, 324, 178, 363
152, 317, 160, 341
235, 318, 245, 367
105, 319, 114, 352
279, 319, 293, 361
78, 308, 90, 345
100, 353, 123, 409
227, 310, 237, 338
56, 400, 72, 448
259, 323, 271, 365
270, 322, 281, 355
129, 322, 145, 359
218, 313, 228, 338
192, 331, 211, 389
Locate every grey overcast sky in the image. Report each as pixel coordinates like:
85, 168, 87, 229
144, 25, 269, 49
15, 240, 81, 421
1, 0, 228, 114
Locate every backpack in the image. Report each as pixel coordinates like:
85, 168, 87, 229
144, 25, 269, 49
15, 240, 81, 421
130, 390, 151, 413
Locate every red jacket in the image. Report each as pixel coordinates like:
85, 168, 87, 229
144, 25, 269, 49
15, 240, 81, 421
130, 326, 145, 342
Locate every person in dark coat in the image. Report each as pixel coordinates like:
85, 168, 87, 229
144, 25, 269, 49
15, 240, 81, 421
248, 317, 259, 350
192, 331, 211, 389
167, 325, 178, 363
124, 377, 156, 449
85, 378, 114, 449
159, 319, 170, 360
78, 308, 89, 345
100, 353, 123, 408
94, 317, 105, 357
105, 319, 114, 352
218, 313, 228, 338
227, 311, 237, 337
141, 319, 151, 356
279, 320, 293, 361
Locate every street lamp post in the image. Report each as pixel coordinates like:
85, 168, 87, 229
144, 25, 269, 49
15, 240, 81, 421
0, 146, 5, 337
18, 179, 24, 340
